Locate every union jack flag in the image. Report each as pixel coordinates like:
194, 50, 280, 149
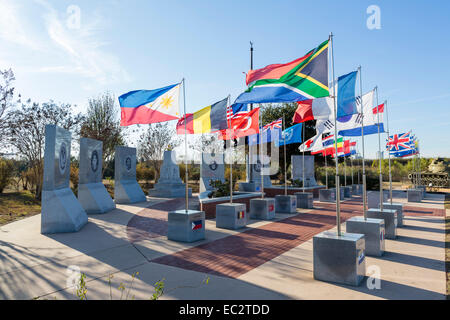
263, 118, 282, 131
386, 132, 411, 152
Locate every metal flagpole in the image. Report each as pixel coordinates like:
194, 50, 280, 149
259, 104, 264, 198
418, 140, 421, 187
375, 86, 383, 211
385, 100, 393, 204
351, 155, 354, 185
283, 115, 288, 195
182, 78, 189, 212
228, 95, 233, 204
302, 120, 305, 192
344, 155, 347, 187
249, 42, 254, 184
330, 33, 341, 235
325, 153, 328, 189
358, 66, 367, 220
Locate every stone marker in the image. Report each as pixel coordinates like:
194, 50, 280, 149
114, 146, 146, 204
407, 189, 422, 202
342, 186, 352, 198
78, 138, 115, 214
199, 152, 225, 199
252, 155, 272, 190
313, 231, 366, 286
417, 185, 426, 198
367, 208, 397, 239
295, 192, 314, 208
275, 195, 297, 213
352, 184, 363, 195
319, 189, 335, 202
346, 217, 385, 256
368, 191, 388, 208
250, 198, 275, 220
381, 202, 404, 227
291, 155, 318, 187
148, 150, 192, 198
168, 210, 205, 242
216, 203, 248, 230
41, 125, 88, 234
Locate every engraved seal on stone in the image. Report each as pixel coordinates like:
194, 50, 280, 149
253, 160, 261, 173
208, 160, 218, 171
125, 156, 132, 172
59, 142, 67, 174
91, 150, 99, 173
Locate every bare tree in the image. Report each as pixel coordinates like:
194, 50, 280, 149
80, 92, 125, 176
137, 122, 180, 179
5, 100, 84, 199
0, 69, 15, 147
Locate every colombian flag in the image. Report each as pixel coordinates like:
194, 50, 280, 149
176, 98, 228, 134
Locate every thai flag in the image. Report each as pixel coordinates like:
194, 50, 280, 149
191, 220, 203, 230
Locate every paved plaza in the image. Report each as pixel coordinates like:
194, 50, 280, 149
0, 192, 447, 300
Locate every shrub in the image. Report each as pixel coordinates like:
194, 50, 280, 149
0, 159, 14, 193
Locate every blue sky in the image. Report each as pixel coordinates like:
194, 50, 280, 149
1, 0, 449, 158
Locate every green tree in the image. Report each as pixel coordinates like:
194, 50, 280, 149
0, 68, 15, 149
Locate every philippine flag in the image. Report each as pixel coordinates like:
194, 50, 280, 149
191, 220, 203, 230
119, 83, 181, 126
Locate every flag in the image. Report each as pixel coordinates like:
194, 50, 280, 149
387, 132, 411, 153
176, 97, 228, 134
235, 40, 329, 104
191, 220, 203, 230
277, 123, 302, 146
248, 118, 282, 146
218, 107, 260, 140
336, 71, 357, 118
119, 83, 181, 126
292, 97, 334, 123
237, 210, 245, 219
299, 133, 323, 153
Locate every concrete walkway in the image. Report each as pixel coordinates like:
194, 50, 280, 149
0, 192, 446, 300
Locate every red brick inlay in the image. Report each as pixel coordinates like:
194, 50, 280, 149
151, 200, 362, 279
403, 205, 445, 217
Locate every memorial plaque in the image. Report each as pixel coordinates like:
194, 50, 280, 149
78, 138, 115, 214
291, 155, 318, 187
41, 125, 88, 234
114, 146, 146, 204
251, 155, 272, 190
199, 152, 225, 198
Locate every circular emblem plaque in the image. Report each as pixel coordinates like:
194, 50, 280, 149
91, 150, 99, 173
208, 160, 218, 171
253, 160, 261, 173
125, 156, 132, 172
59, 142, 67, 174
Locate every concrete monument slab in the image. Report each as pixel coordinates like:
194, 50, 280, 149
407, 189, 422, 202
295, 192, 313, 208
199, 153, 225, 199
114, 146, 146, 204
291, 155, 317, 187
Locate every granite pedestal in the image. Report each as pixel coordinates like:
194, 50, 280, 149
114, 146, 146, 204
352, 184, 363, 195
295, 192, 313, 209
78, 138, 115, 214
313, 231, 366, 286
381, 202, 404, 227
41, 125, 88, 234
366, 208, 397, 239
407, 189, 422, 202
319, 189, 334, 202
343, 186, 352, 198
238, 182, 257, 192
216, 203, 248, 230
250, 198, 275, 220
417, 186, 427, 198
345, 217, 385, 256
275, 195, 297, 213
167, 210, 205, 242
368, 191, 388, 209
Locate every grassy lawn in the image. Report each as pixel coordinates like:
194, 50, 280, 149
0, 191, 41, 226
445, 193, 450, 299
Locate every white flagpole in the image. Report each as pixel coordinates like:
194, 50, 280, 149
283, 115, 288, 195
385, 100, 393, 204
325, 152, 328, 189
330, 32, 341, 235
358, 66, 367, 220
182, 78, 189, 212
375, 86, 383, 211
302, 120, 305, 192
259, 105, 264, 198
344, 154, 347, 187
228, 95, 233, 204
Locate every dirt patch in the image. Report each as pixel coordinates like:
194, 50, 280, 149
0, 191, 41, 226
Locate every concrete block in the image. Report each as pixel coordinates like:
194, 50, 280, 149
250, 198, 275, 220
368, 191, 388, 209
295, 192, 313, 209
346, 217, 385, 256
275, 195, 297, 213
78, 183, 115, 214
407, 189, 422, 202
367, 208, 397, 239
343, 186, 352, 198
319, 188, 344, 202
168, 210, 205, 242
216, 203, 248, 230
382, 202, 404, 227
114, 146, 146, 204
313, 231, 366, 286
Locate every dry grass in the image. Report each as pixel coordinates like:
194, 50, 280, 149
0, 191, 41, 226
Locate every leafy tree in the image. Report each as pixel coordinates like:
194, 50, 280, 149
137, 122, 180, 180
0, 69, 15, 148
80, 92, 125, 177
5, 100, 84, 199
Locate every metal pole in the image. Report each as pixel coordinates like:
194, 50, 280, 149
182, 78, 189, 212
228, 95, 233, 204
344, 155, 347, 187
249, 41, 254, 184
385, 100, 393, 204
359, 66, 367, 220
375, 86, 383, 211
302, 120, 305, 192
259, 105, 264, 199
325, 153, 328, 189
283, 115, 287, 195
330, 33, 341, 235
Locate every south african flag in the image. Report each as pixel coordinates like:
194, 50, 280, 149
235, 39, 329, 104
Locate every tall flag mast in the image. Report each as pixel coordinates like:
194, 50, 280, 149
385, 100, 393, 204
358, 66, 368, 220
249, 41, 254, 184
182, 78, 189, 212
375, 86, 384, 211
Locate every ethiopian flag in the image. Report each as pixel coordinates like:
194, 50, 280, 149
235, 40, 329, 104
176, 97, 228, 134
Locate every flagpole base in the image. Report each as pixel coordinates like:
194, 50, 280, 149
275, 195, 297, 213
216, 203, 248, 230
167, 210, 205, 243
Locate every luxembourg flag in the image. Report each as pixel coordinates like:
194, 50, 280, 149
119, 83, 181, 126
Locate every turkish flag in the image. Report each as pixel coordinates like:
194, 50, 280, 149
218, 108, 260, 140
